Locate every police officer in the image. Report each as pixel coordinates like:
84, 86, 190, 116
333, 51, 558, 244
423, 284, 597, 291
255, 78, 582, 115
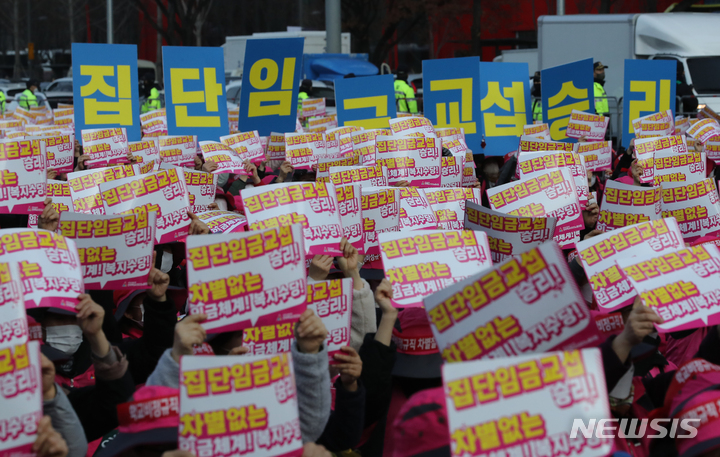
140, 75, 161, 113
298, 79, 312, 114
394, 68, 417, 114
593, 62, 609, 116
531, 71, 542, 122
17, 80, 39, 109
0, 90, 6, 115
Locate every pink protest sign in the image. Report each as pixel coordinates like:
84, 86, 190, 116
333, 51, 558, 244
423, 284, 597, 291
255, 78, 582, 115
462, 164, 477, 187
179, 353, 303, 457
158, 135, 197, 168
228, 108, 239, 133
242, 182, 343, 256
196, 211, 247, 234
488, 169, 583, 235
67, 165, 139, 214
316, 155, 360, 183
566, 110, 609, 141
181, 169, 217, 214
306, 114, 337, 133
329, 164, 388, 188
28, 180, 73, 228
285, 132, 325, 170
199, 141, 249, 176
632, 110, 673, 138
424, 241, 602, 362
220, 131, 265, 164
0, 138, 46, 214
376, 135, 442, 186
676, 116, 691, 135
577, 218, 684, 312
389, 116, 435, 137
707, 137, 720, 163
464, 201, 556, 263
522, 123, 550, 140
140, 109, 168, 137
361, 187, 400, 263
325, 126, 362, 155
267, 132, 286, 161
424, 187, 482, 230
653, 149, 705, 187
99, 168, 191, 244
517, 149, 589, 205
440, 153, 464, 187
687, 118, 720, 144
597, 180, 661, 232
435, 127, 465, 142
617, 244, 720, 332
0, 229, 84, 312
0, 340, 43, 457
399, 187, 437, 230
661, 179, 720, 242
301, 97, 326, 118
336, 183, 363, 253
59, 212, 155, 290
379, 230, 492, 308
81, 128, 130, 168
578, 141, 612, 172
351, 129, 391, 166
443, 348, 612, 457
186, 224, 307, 333
0, 262, 28, 348
128, 138, 160, 164
242, 321, 295, 357
31, 133, 74, 173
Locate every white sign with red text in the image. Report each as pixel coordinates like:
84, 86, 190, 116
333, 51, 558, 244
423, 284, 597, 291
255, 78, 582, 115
220, 131, 265, 164
361, 187, 400, 262
352, 129, 391, 166
424, 187, 482, 230
285, 132, 325, 170
196, 211, 247, 234
31, 134, 74, 174
67, 165, 139, 215
0, 138, 46, 214
158, 135, 197, 168
389, 116, 435, 137
335, 183, 363, 253
661, 179, 720, 242
399, 187, 438, 230
566, 110, 609, 141
578, 141, 612, 172
128, 138, 160, 164
199, 141, 249, 176
81, 128, 130, 168
597, 180, 661, 232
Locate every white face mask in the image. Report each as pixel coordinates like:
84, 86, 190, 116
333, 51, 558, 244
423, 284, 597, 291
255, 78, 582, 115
45, 325, 83, 355
589, 175, 596, 187
581, 282, 594, 304
130, 304, 145, 327
161, 251, 174, 274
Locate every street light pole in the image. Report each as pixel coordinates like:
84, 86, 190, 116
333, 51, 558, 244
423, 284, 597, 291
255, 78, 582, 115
107, 0, 113, 43
325, 0, 341, 53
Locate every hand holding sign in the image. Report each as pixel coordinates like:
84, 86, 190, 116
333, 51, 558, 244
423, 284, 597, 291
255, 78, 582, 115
295, 309, 328, 354
611, 297, 664, 362
172, 314, 208, 363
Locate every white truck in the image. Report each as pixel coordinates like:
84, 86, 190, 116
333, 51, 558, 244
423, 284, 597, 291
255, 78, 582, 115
223, 30, 351, 78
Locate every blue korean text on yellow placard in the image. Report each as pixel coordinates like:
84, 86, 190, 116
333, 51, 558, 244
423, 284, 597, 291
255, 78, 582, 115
622, 59, 675, 147
335, 74, 396, 129
237, 38, 304, 136
163, 46, 228, 141
423, 57, 482, 153
479, 62, 531, 156
541, 58, 594, 142
72, 43, 141, 142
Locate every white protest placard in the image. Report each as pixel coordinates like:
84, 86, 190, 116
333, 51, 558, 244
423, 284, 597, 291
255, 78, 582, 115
199, 141, 249, 176
0, 229, 84, 312
361, 187, 400, 262
632, 135, 688, 185
441, 137, 471, 163
316, 155, 360, 183
440, 153, 464, 188
99, 167, 191, 244
58, 212, 156, 289
196, 211, 247, 234
220, 131, 266, 164
465, 201, 556, 263
617, 244, 720, 332
267, 132, 286, 161
0, 138, 46, 214
676, 116, 691, 135
182, 169, 217, 214
424, 241, 602, 362
462, 163, 477, 187
577, 141, 612, 172
566, 110, 609, 141
28, 180, 73, 228
0, 120, 23, 133
285, 132, 325, 170
81, 128, 130, 168
179, 353, 303, 457
31, 133, 74, 174
654, 149, 705, 187
517, 146, 589, 205
186, 224, 307, 333
638, 118, 674, 138
301, 97, 326, 118
577, 218, 685, 313
380, 230, 492, 308
336, 183, 363, 253
242, 182, 343, 256
522, 123, 550, 140
706, 137, 720, 163
424, 187, 482, 230
0, 262, 28, 350
443, 348, 612, 457
661, 179, 720, 242
632, 110, 673, 138
329, 164, 388, 188
352, 129, 391, 166
399, 187, 437, 230
389, 116, 435, 137
435, 127, 465, 142
228, 108, 239, 133
375, 137, 441, 186
139, 109, 168, 137
306, 114, 337, 133
53, 108, 74, 127
488, 169, 583, 235
597, 180, 661, 232
325, 126, 362, 156
128, 138, 160, 164
686, 118, 720, 144
158, 135, 197, 168
0, 340, 43, 457
67, 165, 139, 214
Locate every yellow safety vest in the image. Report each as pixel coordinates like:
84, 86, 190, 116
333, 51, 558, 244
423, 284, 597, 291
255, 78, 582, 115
594, 82, 609, 115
